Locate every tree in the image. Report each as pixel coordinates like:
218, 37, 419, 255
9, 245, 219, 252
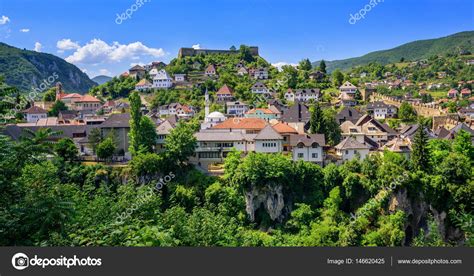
452, 129, 473, 161
139, 116, 158, 153
54, 138, 78, 161
239, 45, 254, 63
411, 125, 430, 171
48, 100, 67, 116
129, 91, 142, 155
322, 109, 342, 146
332, 70, 344, 87
96, 138, 116, 162
319, 60, 327, 74
42, 88, 56, 102
164, 123, 197, 167
88, 128, 102, 154
398, 102, 417, 122
310, 102, 324, 134
298, 59, 312, 71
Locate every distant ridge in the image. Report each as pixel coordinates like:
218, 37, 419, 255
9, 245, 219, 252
314, 31, 474, 72
0, 42, 96, 93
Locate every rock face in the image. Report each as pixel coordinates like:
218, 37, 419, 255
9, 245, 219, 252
245, 184, 286, 222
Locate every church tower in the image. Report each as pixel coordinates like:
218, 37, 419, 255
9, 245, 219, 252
55, 82, 63, 101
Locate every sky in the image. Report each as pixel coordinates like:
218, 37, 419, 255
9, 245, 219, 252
0, 0, 473, 78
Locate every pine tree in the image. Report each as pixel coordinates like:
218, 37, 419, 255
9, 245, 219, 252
411, 125, 430, 171
319, 60, 327, 74
310, 102, 324, 134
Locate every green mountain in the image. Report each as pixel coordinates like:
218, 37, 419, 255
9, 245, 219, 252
0, 42, 96, 93
315, 31, 474, 72
92, 75, 112, 85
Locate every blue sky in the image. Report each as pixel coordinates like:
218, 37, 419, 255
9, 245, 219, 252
0, 0, 473, 78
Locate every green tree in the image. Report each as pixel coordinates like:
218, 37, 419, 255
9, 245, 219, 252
298, 58, 312, 71
54, 138, 78, 161
88, 128, 102, 154
310, 102, 324, 134
96, 137, 116, 162
48, 100, 67, 116
398, 102, 417, 122
452, 129, 473, 161
129, 91, 142, 155
139, 116, 158, 152
332, 70, 344, 87
411, 126, 430, 171
319, 60, 327, 74
164, 123, 197, 167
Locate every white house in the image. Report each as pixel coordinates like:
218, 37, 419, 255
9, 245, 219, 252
159, 103, 182, 116
149, 68, 159, 79
289, 134, 325, 165
251, 82, 270, 94
216, 84, 234, 102
285, 88, 320, 102
226, 101, 249, 116
205, 64, 217, 76
367, 101, 398, 119
254, 125, 283, 153
23, 106, 47, 123
135, 79, 152, 91
339, 81, 358, 107
253, 68, 269, 79
237, 67, 248, 76
174, 74, 186, 82
152, 70, 173, 89
335, 136, 370, 161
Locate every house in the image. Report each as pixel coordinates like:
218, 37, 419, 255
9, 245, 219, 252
159, 103, 182, 116
340, 114, 397, 144
245, 108, 279, 121
279, 101, 311, 132
272, 122, 298, 151
458, 107, 474, 119
60, 93, 83, 108
23, 105, 48, 123
366, 101, 398, 119
226, 101, 249, 116
237, 67, 248, 76
289, 134, 325, 165
339, 81, 358, 107
447, 89, 458, 98
216, 84, 234, 102
295, 88, 320, 102
176, 105, 195, 119
254, 125, 283, 153
97, 113, 131, 159
382, 137, 412, 158
205, 64, 217, 76
152, 70, 173, 89
212, 117, 267, 134
335, 136, 370, 161
400, 124, 436, 143
156, 117, 177, 151
149, 68, 159, 79
437, 123, 474, 141
251, 82, 270, 94
336, 107, 362, 125
201, 111, 227, 130
461, 88, 471, 98
284, 89, 295, 102
437, 71, 447, 78
129, 65, 146, 79
135, 79, 153, 91
174, 74, 186, 82
73, 95, 102, 112
253, 68, 269, 79
466, 59, 474, 65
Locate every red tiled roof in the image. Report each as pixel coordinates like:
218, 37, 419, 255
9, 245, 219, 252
246, 108, 276, 115
75, 95, 101, 103
62, 93, 82, 99
272, 122, 298, 134
212, 118, 267, 130
23, 106, 47, 114
216, 84, 233, 95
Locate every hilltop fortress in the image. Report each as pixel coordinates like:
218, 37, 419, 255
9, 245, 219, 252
178, 46, 259, 58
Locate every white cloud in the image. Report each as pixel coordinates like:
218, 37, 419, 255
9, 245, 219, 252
272, 62, 298, 71
192, 44, 201, 49
19, 28, 30, 33
0, 15, 10, 25
99, 69, 111, 76
56, 38, 80, 50
34, 42, 42, 52
65, 39, 165, 65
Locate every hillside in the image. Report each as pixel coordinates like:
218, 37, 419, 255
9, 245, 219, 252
0, 42, 96, 93
316, 31, 474, 72
92, 75, 112, 85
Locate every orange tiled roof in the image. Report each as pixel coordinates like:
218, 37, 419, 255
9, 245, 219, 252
272, 122, 298, 134
75, 95, 101, 103
212, 118, 267, 130
247, 108, 276, 114
216, 84, 233, 95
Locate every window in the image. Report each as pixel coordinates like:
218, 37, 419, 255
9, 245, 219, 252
312, 153, 318, 159
345, 150, 349, 154
297, 153, 304, 159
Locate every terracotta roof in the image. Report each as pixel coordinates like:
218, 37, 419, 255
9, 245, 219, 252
216, 84, 233, 95
340, 81, 357, 89
246, 108, 276, 115
75, 95, 101, 103
136, 79, 152, 86
23, 106, 47, 114
206, 64, 216, 72
212, 118, 267, 130
62, 93, 82, 99
271, 122, 298, 134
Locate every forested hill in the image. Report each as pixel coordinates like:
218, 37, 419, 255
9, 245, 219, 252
316, 31, 474, 72
0, 42, 96, 93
